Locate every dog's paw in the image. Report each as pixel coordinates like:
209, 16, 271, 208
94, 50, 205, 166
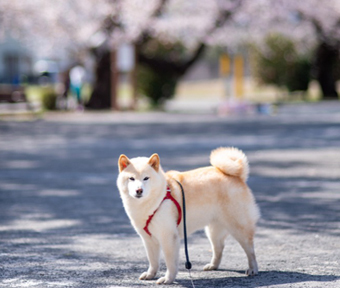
156, 276, 174, 285
246, 268, 258, 276
139, 271, 155, 280
203, 263, 218, 271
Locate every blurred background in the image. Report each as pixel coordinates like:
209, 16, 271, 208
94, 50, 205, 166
0, 0, 339, 114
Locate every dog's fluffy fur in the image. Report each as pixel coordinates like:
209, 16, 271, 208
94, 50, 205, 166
117, 147, 260, 284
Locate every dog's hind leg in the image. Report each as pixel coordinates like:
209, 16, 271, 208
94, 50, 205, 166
204, 223, 228, 271
231, 227, 258, 276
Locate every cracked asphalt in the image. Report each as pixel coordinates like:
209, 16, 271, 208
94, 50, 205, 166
1, 102, 340, 287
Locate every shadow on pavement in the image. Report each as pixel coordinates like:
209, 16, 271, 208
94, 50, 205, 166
1, 107, 340, 287
175, 270, 340, 288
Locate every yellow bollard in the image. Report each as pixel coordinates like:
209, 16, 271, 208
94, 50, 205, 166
219, 54, 231, 77
234, 55, 244, 98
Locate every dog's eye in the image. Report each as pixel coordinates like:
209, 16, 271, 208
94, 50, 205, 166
143, 177, 149, 181
129, 177, 135, 181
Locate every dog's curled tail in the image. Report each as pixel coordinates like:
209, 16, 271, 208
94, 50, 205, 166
210, 147, 249, 182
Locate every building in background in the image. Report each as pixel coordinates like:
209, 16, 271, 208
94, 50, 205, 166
0, 37, 34, 85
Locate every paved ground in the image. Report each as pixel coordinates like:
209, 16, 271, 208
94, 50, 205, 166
1, 102, 340, 288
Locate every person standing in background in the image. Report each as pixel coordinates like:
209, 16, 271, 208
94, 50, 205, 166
70, 65, 86, 110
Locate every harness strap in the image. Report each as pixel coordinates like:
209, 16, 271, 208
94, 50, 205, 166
143, 186, 182, 236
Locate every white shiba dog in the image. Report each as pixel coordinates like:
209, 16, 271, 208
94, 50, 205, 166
116, 147, 260, 284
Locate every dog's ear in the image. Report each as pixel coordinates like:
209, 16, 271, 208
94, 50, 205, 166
118, 154, 130, 172
148, 153, 160, 172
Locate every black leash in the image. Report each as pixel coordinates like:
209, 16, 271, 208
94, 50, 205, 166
175, 180, 192, 270
175, 180, 196, 288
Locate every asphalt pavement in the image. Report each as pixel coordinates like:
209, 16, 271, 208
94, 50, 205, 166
1, 102, 340, 287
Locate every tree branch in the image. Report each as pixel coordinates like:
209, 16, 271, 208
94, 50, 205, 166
180, 0, 243, 74
136, 0, 170, 46
297, 10, 327, 43
137, 0, 243, 76
137, 51, 185, 75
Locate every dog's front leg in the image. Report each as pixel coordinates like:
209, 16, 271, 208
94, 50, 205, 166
156, 231, 180, 284
140, 236, 160, 280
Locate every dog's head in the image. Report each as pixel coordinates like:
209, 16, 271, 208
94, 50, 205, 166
117, 153, 166, 201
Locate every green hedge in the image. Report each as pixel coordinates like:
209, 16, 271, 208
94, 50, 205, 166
41, 88, 58, 110
137, 64, 177, 107
252, 34, 312, 92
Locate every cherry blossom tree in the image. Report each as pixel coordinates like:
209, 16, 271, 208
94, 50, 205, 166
1, 0, 339, 108
0, 0, 112, 58
86, 0, 245, 108
213, 0, 340, 99
291, 0, 340, 99
137, 0, 340, 101
1, 0, 245, 108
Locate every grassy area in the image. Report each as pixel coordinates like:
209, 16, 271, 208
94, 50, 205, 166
25, 83, 93, 105
175, 78, 323, 103
23, 77, 324, 111
25, 85, 55, 103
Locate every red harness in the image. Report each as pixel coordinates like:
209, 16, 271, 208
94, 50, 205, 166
143, 186, 182, 236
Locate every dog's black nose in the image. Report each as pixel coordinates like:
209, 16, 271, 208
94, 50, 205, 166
136, 188, 143, 195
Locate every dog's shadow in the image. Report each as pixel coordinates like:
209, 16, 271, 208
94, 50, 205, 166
174, 269, 339, 288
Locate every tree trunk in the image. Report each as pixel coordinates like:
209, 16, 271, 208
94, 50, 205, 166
315, 42, 339, 100
85, 50, 111, 109
86, 0, 239, 109
110, 49, 119, 110
136, 43, 207, 106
